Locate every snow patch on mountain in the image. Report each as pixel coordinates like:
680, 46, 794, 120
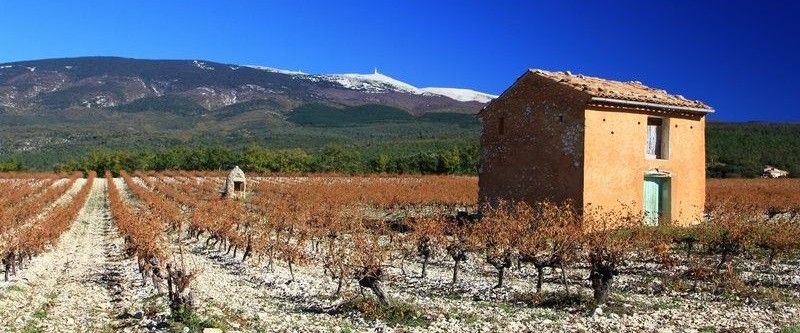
193, 60, 214, 70
245, 65, 307, 76
316, 69, 497, 103
320, 70, 425, 95
420, 87, 497, 103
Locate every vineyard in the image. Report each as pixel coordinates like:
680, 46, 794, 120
0, 173, 798, 333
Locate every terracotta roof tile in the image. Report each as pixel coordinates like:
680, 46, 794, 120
530, 69, 712, 111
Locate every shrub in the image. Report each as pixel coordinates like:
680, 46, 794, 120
698, 205, 759, 269
343, 299, 430, 328
518, 201, 581, 293
667, 224, 701, 262
754, 218, 800, 266
409, 216, 445, 278
582, 207, 642, 304
780, 323, 800, 333
511, 290, 592, 310
169, 306, 227, 332
443, 212, 476, 284
473, 201, 529, 288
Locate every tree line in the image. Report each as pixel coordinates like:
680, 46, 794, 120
47, 144, 479, 176
1, 121, 797, 177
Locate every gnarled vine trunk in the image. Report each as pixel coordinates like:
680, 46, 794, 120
358, 267, 388, 305
487, 253, 513, 289
589, 250, 616, 304
535, 265, 545, 293
418, 237, 432, 278
166, 263, 196, 312
448, 245, 468, 284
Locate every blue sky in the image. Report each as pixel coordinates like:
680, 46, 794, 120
1, 1, 798, 121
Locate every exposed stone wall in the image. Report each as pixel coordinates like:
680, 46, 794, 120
479, 72, 590, 207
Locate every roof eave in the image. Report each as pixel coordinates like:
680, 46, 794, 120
589, 97, 714, 114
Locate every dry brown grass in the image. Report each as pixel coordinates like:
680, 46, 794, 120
707, 178, 800, 214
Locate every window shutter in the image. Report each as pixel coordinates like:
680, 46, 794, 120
646, 125, 658, 156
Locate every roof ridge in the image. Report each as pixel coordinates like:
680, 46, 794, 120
527, 68, 712, 111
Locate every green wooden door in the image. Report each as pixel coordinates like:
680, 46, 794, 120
643, 177, 661, 225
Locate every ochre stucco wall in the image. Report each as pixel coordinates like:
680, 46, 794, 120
479, 72, 590, 208
582, 107, 706, 225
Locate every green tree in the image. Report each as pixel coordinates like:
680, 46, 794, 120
313, 144, 363, 173
370, 153, 391, 173
439, 149, 462, 174
0, 158, 24, 172
272, 148, 312, 172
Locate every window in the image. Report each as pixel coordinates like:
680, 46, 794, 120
498, 116, 505, 135
645, 117, 668, 159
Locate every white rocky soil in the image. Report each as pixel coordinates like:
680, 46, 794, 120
155, 229, 800, 332
0, 179, 87, 329
0, 178, 798, 333
0, 179, 165, 333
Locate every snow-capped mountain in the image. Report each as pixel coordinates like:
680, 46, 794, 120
0, 57, 494, 115
244, 67, 498, 103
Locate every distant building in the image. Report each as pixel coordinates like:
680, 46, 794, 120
479, 69, 714, 225
763, 166, 789, 178
221, 166, 247, 198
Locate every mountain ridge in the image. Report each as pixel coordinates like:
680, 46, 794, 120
0, 56, 489, 168
0, 56, 495, 115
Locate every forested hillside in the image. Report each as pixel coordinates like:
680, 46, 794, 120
706, 122, 800, 177
3, 118, 796, 178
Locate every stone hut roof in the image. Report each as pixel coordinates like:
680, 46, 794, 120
227, 166, 245, 181
529, 69, 713, 112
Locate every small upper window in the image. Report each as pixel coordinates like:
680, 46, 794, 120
645, 117, 668, 159
498, 116, 505, 135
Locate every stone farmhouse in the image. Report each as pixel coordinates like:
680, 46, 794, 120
479, 69, 713, 225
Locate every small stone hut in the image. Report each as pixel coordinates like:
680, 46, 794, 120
221, 166, 247, 198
